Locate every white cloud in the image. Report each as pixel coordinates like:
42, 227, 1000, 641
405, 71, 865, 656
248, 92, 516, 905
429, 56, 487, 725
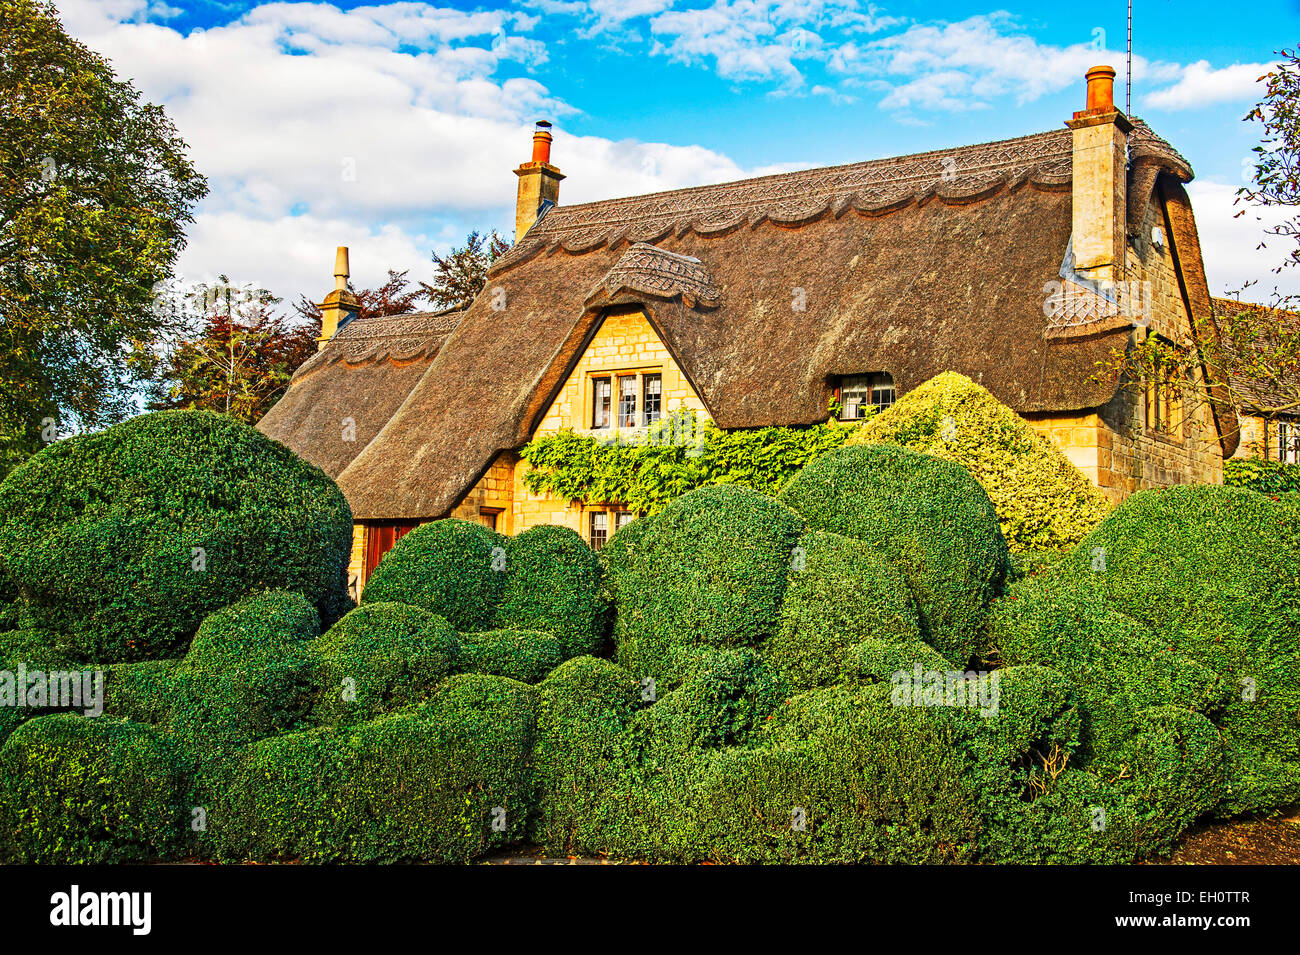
53, 0, 788, 306
1187, 180, 1300, 298
1144, 60, 1275, 111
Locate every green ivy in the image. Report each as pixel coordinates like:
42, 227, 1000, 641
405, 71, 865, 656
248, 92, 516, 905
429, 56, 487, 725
519, 411, 860, 515
1224, 457, 1300, 495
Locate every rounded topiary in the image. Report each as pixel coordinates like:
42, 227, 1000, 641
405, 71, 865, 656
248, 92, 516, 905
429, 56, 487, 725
361, 519, 505, 631
460, 629, 563, 684
493, 524, 607, 658
167, 590, 320, 761
313, 602, 461, 727
777, 444, 1009, 665
0, 409, 353, 663
849, 372, 1110, 552
603, 485, 805, 685
1058, 484, 1300, 816
765, 530, 922, 691
0, 714, 184, 864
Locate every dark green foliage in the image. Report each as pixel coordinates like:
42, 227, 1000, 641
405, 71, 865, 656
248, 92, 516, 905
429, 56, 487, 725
312, 602, 461, 727
1122, 706, 1223, 851
101, 659, 179, 724
167, 591, 319, 772
1057, 484, 1300, 816
846, 638, 954, 683
987, 769, 1141, 865
1224, 457, 1300, 495
605, 485, 804, 685
493, 524, 607, 657
0, 410, 352, 663
215, 675, 536, 863
1008, 548, 1069, 582
765, 530, 921, 691
777, 444, 1009, 665
361, 518, 505, 631
628, 647, 786, 762
460, 629, 563, 684
530, 657, 641, 854
0, 714, 183, 863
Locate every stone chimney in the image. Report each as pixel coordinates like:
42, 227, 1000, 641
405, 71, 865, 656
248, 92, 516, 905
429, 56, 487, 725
514, 121, 564, 241
1065, 65, 1132, 284
316, 246, 360, 350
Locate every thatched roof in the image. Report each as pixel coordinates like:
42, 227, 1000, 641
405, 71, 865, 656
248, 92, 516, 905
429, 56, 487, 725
257, 309, 461, 478
310, 120, 1213, 520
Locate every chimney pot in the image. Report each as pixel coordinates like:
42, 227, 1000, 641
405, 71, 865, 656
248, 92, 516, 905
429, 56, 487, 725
1083, 64, 1117, 115
333, 246, 350, 291
531, 122, 554, 164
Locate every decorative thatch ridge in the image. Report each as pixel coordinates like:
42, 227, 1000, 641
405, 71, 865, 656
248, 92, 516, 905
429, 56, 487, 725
294, 309, 463, 376
588, 243, 723, 309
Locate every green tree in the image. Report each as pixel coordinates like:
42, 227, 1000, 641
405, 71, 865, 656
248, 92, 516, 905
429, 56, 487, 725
421, 230, 509, 311
1240, 48, 1300, 272
0, 0, 206, 478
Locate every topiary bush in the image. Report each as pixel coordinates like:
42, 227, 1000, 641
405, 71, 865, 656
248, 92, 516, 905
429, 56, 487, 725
166, 590, 319, 778
311, 602, 461, 727
361, 518, 505, 631
459, 629, 563, 684
1054, 484, 1300, 817
777, 444, 1008, 665
765, 530, 921, 691
493, 524, 607, 657
604, 484, 804, 686
0, 714, 184, 863
0, 409, 353, 663
101, 659, 180, 725
849, 372, 1110, 552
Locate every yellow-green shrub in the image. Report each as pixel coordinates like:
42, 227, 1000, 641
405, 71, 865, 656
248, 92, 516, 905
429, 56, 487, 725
849, 372, 1109, 552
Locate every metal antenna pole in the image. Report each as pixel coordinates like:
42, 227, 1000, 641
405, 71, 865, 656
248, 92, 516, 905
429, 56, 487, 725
1126, 0, 1133, 115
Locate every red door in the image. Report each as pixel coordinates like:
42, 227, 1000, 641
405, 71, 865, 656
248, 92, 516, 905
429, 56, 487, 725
365, 522, 417, 578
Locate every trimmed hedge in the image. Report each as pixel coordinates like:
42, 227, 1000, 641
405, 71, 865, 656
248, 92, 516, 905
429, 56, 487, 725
530, 656, 641, 854
1057, 484, 1300, 816
0, 714, 184, 864
213, 674, 536, 863
459, 629, 563, 684
765, 530, 922, 691
362, 519, 505, 631
0, 409, 353, 663
312, 602, 461, 727
849, 372, 1110, 552
605, 485, 804, 685
166, 591, 319, 772
493, 525, 607, 657
777, 444, 1009, 665
101, 659, 180, 725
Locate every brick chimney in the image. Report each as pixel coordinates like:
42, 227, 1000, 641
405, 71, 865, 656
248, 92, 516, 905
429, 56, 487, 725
1065, 66, 1132, 284
514, 121, 564, 241
316, 246, 360, 350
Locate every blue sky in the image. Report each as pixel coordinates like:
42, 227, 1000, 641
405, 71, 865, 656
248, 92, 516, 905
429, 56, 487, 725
56, 0, 1300, 301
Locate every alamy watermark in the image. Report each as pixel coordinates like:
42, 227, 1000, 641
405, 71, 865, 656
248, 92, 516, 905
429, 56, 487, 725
0, 665, 103, 716
890, 663, 1000, 717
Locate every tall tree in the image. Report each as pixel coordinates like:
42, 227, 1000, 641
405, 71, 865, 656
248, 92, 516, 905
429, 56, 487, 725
148, 277, 316, 424
0, 0, 207, 476
293, 268, 426, 326
422, 230, 509, 311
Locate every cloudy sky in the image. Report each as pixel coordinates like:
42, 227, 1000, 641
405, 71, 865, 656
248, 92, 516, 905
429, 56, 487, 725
55, 0, 1300, 307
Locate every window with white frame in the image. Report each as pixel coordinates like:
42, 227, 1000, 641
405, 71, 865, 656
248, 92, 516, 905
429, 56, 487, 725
839, 372, 895, 420
1279, 420, 1300, 463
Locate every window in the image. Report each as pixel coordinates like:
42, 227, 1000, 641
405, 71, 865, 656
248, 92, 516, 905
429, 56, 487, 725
364, 522, 417, 578
643, 374, 662, 425
839, 372, 895, 420
1145, 348, 1184, 437
618, 376, 638, 429
479, 507, 502, 532
613, 510, 635, 533
1279, 421, 1300, 463
589, 511, 609, 550
592, 377, 612, 429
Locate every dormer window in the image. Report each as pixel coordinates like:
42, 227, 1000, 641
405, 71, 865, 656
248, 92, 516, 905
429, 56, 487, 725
591, 370, 663, 430
839, 372, 895, 420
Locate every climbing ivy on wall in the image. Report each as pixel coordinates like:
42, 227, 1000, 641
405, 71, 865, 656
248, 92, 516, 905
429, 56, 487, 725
519, 412, 861, 516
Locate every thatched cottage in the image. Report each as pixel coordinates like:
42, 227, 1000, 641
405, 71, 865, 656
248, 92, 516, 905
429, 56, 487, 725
1216, 296, 1300, 462
258, 66, 1237, 594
